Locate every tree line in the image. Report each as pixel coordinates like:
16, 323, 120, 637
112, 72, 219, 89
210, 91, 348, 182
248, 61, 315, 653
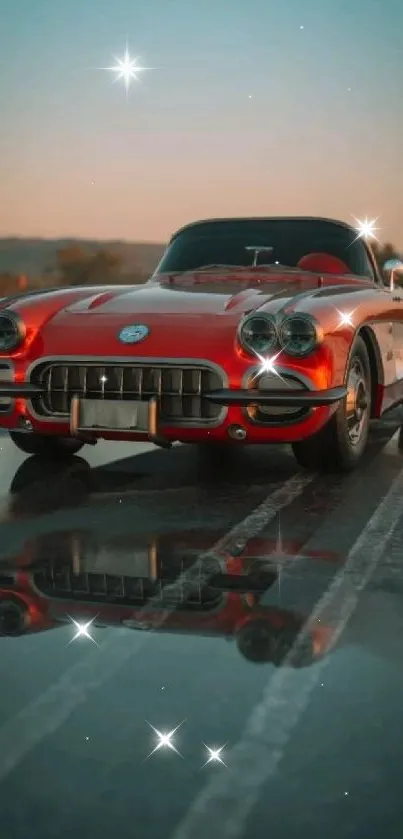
54, 246, 124, 286
0, 245, 146, 296
0, 240, 401, 296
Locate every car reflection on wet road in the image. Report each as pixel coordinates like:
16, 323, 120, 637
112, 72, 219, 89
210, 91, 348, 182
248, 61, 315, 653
1, 419, 403, 839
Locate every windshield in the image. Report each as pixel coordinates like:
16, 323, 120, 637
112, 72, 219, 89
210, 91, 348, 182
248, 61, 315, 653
155, 218, 375, 278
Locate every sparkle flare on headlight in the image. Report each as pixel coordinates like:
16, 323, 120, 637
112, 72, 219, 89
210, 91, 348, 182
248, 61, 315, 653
257, 352, 281, 375
248, 351, 289, 387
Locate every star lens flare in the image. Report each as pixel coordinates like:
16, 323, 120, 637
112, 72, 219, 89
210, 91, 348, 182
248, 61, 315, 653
260, 516, 315, 579
257, 352, 281, 375
202, 744, 227, 767
67, 617, 98, 646
250, 351, 288, 386
145, 721, 185, 759
99, 46, 155, 93
335, 307, 357, 328
352, 216, 379, 243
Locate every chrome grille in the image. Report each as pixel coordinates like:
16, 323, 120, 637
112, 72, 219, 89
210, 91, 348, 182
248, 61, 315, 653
32, 557, 223, 611
30, 361, 224, 424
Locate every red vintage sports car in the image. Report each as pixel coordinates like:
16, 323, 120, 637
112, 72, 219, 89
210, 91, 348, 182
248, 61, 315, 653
0, 216, 402, 471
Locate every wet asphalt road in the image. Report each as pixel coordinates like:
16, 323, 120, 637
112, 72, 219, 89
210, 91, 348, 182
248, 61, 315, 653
1, 417, 403, 839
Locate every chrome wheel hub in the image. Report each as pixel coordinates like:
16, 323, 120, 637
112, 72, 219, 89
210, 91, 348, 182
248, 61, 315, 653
345, 357, 369, 446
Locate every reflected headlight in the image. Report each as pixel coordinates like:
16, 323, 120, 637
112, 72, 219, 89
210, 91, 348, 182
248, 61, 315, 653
0, 599, 28, 636
279, 315, 322, 357
239, 315, 278, 356
0, 312, 26, 352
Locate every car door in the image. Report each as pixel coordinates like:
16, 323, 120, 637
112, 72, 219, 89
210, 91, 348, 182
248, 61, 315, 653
365, 247, 396, 382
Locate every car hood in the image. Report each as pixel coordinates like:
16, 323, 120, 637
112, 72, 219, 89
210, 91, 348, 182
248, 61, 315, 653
63, 273, 335, 318
12, 271, 373, 359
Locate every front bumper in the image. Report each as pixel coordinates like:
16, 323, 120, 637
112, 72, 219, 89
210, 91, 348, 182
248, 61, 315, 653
0, 373, 345, 447
0, 383, 43, 397
203, 386, 347, 408
0, 381, 347, 408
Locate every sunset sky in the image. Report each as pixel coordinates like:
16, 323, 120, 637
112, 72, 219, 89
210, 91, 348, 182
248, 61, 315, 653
1, 0, 402, 246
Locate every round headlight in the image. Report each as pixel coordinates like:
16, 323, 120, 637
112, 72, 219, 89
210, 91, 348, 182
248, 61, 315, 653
0, 312, 25, 352
279, 315, 320, 357
239, 315, 278, 355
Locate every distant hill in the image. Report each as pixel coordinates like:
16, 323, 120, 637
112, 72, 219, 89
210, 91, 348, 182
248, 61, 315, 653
0, 238, 166, 278
1, 235, 401, 283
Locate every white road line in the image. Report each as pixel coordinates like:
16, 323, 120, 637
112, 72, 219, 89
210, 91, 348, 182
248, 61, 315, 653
382, 428, 401, 455
170, 466, 403, 839
0, 471, 315, 781
200, 472, 316, 557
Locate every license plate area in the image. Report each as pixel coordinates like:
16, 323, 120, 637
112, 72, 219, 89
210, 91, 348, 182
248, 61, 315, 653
77, 548, 154, 579
71, 397, 151, 432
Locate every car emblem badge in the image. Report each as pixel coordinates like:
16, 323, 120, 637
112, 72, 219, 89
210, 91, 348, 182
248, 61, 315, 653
118, 324, 150, 344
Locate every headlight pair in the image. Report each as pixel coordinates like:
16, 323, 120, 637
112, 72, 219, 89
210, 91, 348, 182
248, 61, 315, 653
0, 312, 26, 352
239, 313, 322, 358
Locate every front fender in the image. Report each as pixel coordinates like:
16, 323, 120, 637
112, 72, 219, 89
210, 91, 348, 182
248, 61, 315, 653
0, 286, 124, 362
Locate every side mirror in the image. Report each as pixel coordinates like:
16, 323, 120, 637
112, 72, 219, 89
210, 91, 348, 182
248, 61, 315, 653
383, 258, 403, 290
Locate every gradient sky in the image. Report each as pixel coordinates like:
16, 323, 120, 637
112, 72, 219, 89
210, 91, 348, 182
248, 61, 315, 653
0, 0, 402, 245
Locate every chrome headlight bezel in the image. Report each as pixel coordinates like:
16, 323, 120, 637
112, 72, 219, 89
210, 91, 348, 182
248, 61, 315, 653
238, 313, 278, 356
278, 314, 323, 357
0, 311, 26, 353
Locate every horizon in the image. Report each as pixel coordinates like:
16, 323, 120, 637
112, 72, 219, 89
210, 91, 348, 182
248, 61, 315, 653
0, 222, 402, 251
1, 213, 402, 253
0, 234, 166, 246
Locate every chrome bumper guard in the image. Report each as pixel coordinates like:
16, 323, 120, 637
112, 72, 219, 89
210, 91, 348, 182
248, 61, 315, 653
0, 381, 347, 413
203, 386, 348, 407
0, 382, 44, 397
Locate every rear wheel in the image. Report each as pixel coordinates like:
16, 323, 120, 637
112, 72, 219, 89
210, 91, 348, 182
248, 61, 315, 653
291, 335, 371, 472
9, 431, 85, 458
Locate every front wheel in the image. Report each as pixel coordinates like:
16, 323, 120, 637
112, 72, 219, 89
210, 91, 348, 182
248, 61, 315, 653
9, 430, 85, 458
291, 335, 371, 472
